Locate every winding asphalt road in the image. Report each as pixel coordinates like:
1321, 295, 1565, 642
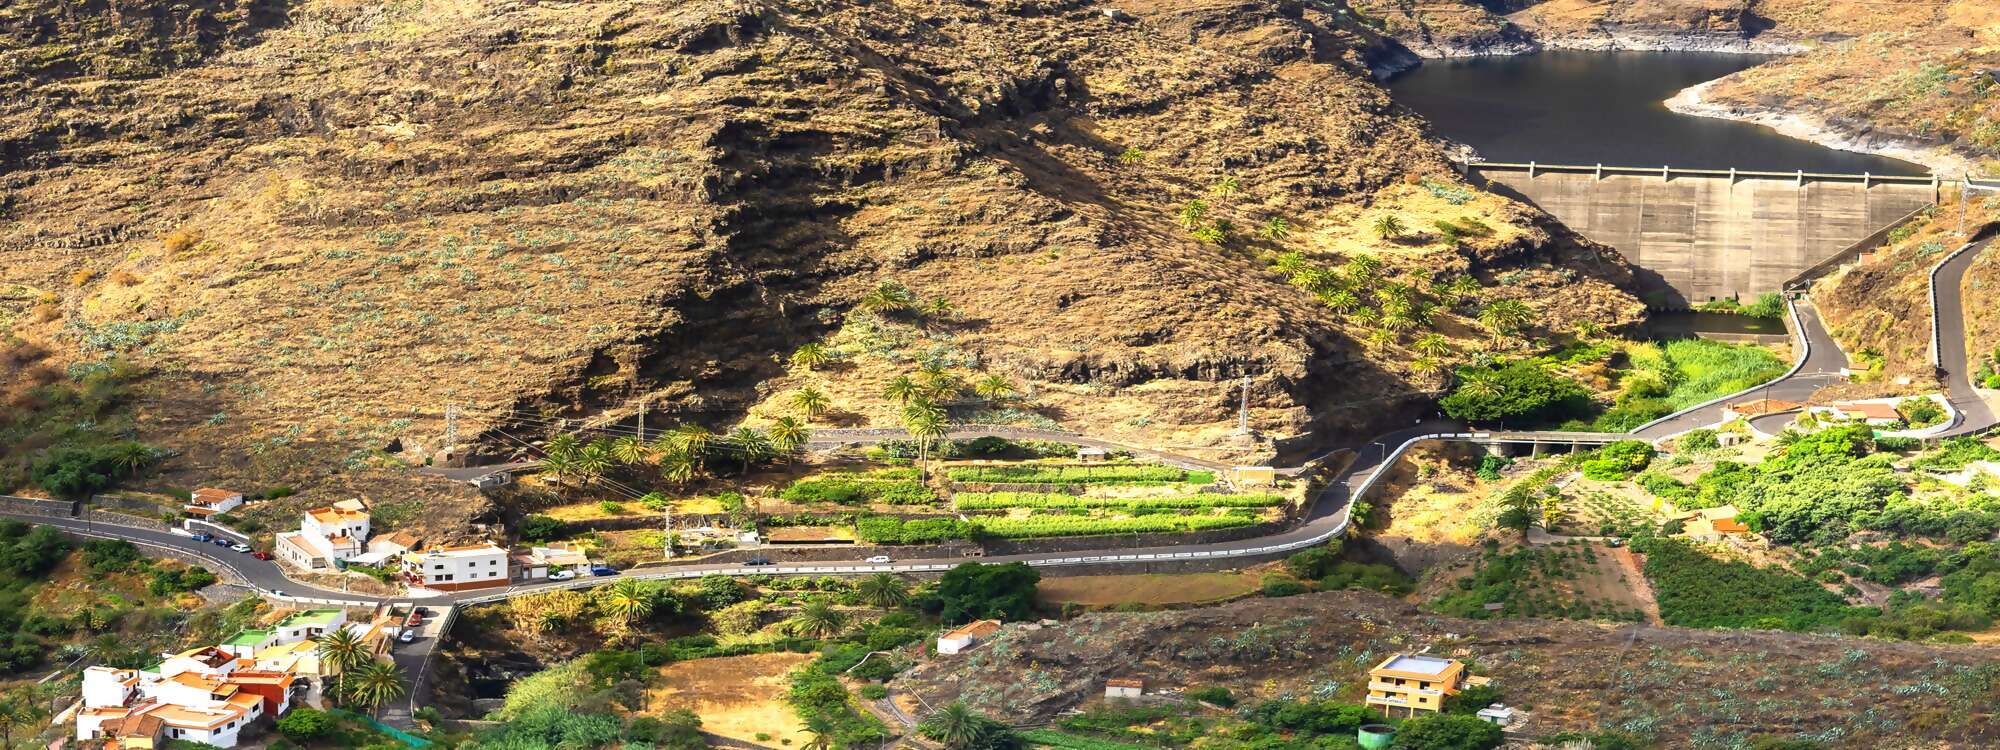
1929, 237, 1998, 438
1629, 297, 1849, 439
0, 296, 1858, 608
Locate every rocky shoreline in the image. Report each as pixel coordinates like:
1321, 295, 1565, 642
1664, 79, 1970, 175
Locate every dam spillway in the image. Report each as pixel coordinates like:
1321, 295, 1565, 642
1464, 162, 1938, 306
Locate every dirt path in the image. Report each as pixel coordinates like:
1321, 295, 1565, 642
1610, 546, 1664, 626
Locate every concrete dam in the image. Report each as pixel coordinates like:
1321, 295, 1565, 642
1464, 162, 1938, 307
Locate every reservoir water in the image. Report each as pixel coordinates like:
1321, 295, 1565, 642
1386, 51, 1928, 176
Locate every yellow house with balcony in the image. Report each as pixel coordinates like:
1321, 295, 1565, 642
1365, 654, 1481, 717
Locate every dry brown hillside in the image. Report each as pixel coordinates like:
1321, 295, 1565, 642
0, 0, 1642, 512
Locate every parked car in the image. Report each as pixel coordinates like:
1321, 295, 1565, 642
590, 565, 619, 576
548, 569, 577, 581
398, 629, 418, 644
406, 613, 423, 628
189, 533, 212, 543
229, 543, 252, 553
865, 555, 894, 564
414, 606, 431, 617
211, 537, 233, 547
744, 557, 774, 566
250, 551, 272, 560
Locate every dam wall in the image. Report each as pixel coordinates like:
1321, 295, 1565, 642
1465, 162, 1937, 307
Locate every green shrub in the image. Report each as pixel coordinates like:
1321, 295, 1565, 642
1440, 361, 1590, 424
277, 708, 331, 742
1638, 538, 1863, 630
1393, 713, 1504, 750
1580, 440, 1654, 481
1678, 428, 1720, 452
1259, 573, 1308, 597
1897, 397, 1947, 428
973, 513, 1259, 539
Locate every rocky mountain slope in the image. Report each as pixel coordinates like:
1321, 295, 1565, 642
897, 590, 2000, 747
0, 0, 1642, 509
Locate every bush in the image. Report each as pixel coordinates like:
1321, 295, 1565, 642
1260, 573, 1308, 597
781, 474, 935, 505
277, 708, 332, 743
855, 516, 975, 544
1678, 428, 1720, 452
858, 683, 888, 700
1186, 686, 1235, 708
519, 514, 567, 542
937, 562, 1040, 622
1246, 700, 1372, 733
1440, 361, 1590, 424
1442, 684, 1502, 715
1898, 397, 1947, 428
1875, 435, 1921, 451
1317, 561, 1414, 595
1284, 545, 1341, 579
1394, 713, 1505, 750
1581, 440, 1654, 481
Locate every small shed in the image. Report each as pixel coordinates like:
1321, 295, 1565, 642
1475, 704, 1516, 726
937, 620, 1002, 655
1076, 446, 1109, 463
1104, 678, 1144, 699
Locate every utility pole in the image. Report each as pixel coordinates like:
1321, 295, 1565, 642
637, 401, 647, 442
662, 503, 674, 560
443, 404, 458, 452
1236, 376, 1251, 435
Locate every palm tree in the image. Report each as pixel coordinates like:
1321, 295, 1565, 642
1459, 374, 1501, 400
903, 404, 950, 478
922, 296, 954, 319
313, 629, 371, 705
918, 702, 988, 750
672, 425, 713, 473
1365, 329, 1398, 349
111, 443, 157, 476
658, 451, 697, 488
791, 342, 833, 370
1479, 299, 1534, 338
574, 440, 614, 487
729, 427, 774, 473
972, 374, 1015, 402
611, 436, 650, 466
345, 661, 407, 715
883, 375, 923, 404
857, 573, 910, 609
1415, 333, 1453, 358
598, 578, 658, 632
1372, 215, 1406, 240
920, 371, 962, 401
769, 416, 809, 459
786, 601, 849, 639
789, 387, 831, 420
800, 716, 837, 750
0, 696, 44, 750
546, 433, 582, 461
539, 451, 576, 486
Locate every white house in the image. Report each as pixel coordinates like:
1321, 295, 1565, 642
937, 619, 1001, 655
1476, 704, 1517, 727
274, 500, 372, 570
79, 647, 300, 749
1807, 402, 1903, 427
1104, 678, 1144, 699
184, 488, 245, 518
404, 542, 511, 592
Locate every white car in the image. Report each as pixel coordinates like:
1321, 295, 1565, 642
865, 555, 893, 564
229, 543, 252, 553
548, 569, 577, 581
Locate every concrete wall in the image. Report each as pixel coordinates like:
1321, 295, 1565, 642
1470, 166, 1934, 306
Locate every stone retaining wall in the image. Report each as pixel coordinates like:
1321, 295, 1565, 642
0, 496, 78, 517
83, 510, 170, 531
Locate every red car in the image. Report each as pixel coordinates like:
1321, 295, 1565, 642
249, 551, 272, 561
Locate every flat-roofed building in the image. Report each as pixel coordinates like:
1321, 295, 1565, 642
404, 542, 511, 591
1365, 654, 1470, 717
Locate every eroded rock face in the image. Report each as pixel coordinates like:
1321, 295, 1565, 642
0, 0, 1641, 498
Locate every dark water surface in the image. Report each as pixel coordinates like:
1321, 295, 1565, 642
1644, 311, 1786, 338
1386, 51, 1928, 175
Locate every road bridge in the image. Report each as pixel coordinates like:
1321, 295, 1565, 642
1462, 161, 1938, 306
